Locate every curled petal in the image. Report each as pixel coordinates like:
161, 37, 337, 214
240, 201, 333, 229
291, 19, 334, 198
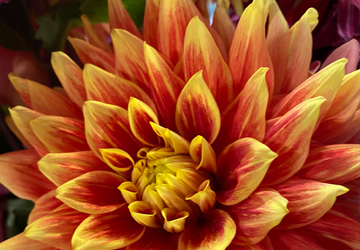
178, 209, 236, 250
72, 206, 145, 250
118, 181, 138, 204
298, 144, 360, 184
262, 97, 325, 186
100, 148, 134, 173
183, 17, 233, 111
226, 188, 288, 246
56, 171, 126, 214
83, 101, 142, 159
128, 97, 160, 146
189, 135, 217, 173
51, 52, 86, 107
162, 208, 189, 233
38, 151, 110, 187
229, 0, 274, 97
83, 64, 156, 111
270, 229, 325, 250
175, 71, 221, 144
68, 37, 115, 73
216, 138, 278, 206
129, 201, 161, 228
274, 177, 348, 229
25, 205, 87, 250
30, 116, 89, 153
186, 180, 216, 214
0, 150, 55, 201
108, 0, 141, 38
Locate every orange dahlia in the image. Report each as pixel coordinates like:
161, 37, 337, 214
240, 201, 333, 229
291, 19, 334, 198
1, 0, 360, 249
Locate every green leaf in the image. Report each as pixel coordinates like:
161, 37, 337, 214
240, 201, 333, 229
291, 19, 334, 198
122, 0, 146, 27
5, 199, 34, 239
80, 0, 109, 23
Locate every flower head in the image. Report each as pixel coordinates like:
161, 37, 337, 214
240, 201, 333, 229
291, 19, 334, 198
1, 0, 359, 249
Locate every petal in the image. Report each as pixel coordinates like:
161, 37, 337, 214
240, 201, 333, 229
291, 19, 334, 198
9, 75, 81, 119
80, 15, 112, 52
229, 0, 274, 97
262, 97, 325, 186
28, 190, 62, 223
9, 106, 48, 156
270, 229, 325, 250
227, 67, 269, 143
0, 233, 54, 250
227, 237, 274, 250
216, 138, 278, 206
226, 188, 288, 246
68, 37, 115, 73
83, 101, 142, 159
269, 59, 346, 121
100, 148, 134, 173
283, 8, 319, 92
185, 180, 216, 214
56, 171, 126, 214
108, 0, 142, 38
178, 209, 236, 250
189, 135, 217, 174
128, 201, 161, 228
143, 43, 185, 131
143, 0, 160, 47
162, 208, 189, 233
0, 150, 55, 201
306, 208, 360, 249
297, 144, 360, 184
128, 97, 160, 146
38, 151, 111, 187
183, 17, 233, 111
111, 29, 150, 91
83, 63, 156, 111
72, 206, 145, 250
321, 38, 360, 74
30, 116, 89, 153
127, 228, 177, 250
25, 205, 87, 250
175, 71, 221, 144
328, 109, 360, 144
5, 115, 32, 149
266, 0, 290, 95
51, 52, 86, 108
274, 177, 348, 229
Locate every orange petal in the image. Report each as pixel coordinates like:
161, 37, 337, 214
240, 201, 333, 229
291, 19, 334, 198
83, 101, 142, 159
178, 209, 236, 250
56, 171, 126, 214
216, 138, 278, 206
270, 229, 325, 250
227, 237, 274, 250
143, 0, 161, 47
327, 109, 360, 144
274, 177, 348, 229
9, 106, 48, 156
0, 232, 54, 250
175, 71, 221, 144
266, 1, 289, 95
183, 17, 233, 111
5, 115, 32, 149
0, 150, 55, 201
80, 15, 112, 52
100, 148, 134, 173
68, 37, 115, 73
30, 116, 89, 153
282, 8, 319, 92
269, 59, 346, 121
227, 67, 269, 143
38, 151, 111, 187
28, 190, 62, 224
127, 228, 177, 250
108, 0, 142, 38
72, 206, 145, 249
51, 52, 86, 108
226, 188, 288, 246
9, 75, 81, 119
25, 205, 87, 250
189, 135, 217, 174
83, 63, 156, 111
229, 0, 274, 97
298, 144, 360, 184
144, 43, 185, 131
111, 29, 150, 91
262, 97, 325, 186
306, 208, 360, 249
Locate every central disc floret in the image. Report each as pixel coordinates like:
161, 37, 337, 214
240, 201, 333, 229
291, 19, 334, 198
119, 146, 216, 233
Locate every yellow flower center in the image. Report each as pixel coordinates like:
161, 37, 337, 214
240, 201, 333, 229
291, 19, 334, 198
119, 146, 216, 233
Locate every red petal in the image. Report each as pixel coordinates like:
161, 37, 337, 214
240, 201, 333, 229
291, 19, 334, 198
56, 171, 126, 214
143, 0, 160, 47
270, 229, 325, 250
178, 209, 236, 250
72, 206, 145, 249
28, 190, 62, 223
0, 233, 55, 250
127, 228, 177, 250
0, 150, 55, 201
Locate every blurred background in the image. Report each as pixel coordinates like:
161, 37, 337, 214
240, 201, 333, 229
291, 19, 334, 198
0, 0, 359, 243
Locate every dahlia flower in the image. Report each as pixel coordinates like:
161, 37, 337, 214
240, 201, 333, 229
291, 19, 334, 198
1, 0, 360, 249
